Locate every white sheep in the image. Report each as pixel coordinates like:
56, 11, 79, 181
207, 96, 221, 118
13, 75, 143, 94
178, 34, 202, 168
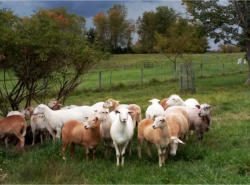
33, 104, 91, 139
92, 102, 104, 112
110, 108, 134, 166
166, 94, 200, 108
145, 99, 165, 120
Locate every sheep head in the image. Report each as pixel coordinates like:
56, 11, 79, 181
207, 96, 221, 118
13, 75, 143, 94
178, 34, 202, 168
152, 116, 167, 129
166, 94, 183, 107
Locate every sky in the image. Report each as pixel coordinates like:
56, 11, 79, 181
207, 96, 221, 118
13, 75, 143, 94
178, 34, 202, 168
0, 0, 219, 49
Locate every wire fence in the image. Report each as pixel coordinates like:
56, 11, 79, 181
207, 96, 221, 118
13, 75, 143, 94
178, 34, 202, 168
0, 60, 248, 91
79, 61, 248, 90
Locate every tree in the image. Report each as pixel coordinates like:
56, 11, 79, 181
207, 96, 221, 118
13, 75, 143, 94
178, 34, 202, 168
93, 4, 134, 53
155, 19, 208, 77
136, 6, 177, 53
0, 8, 102, 114
182, 0, 250, 84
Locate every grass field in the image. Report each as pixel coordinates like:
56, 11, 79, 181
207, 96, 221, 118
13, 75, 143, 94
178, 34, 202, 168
0, 53, 250, 184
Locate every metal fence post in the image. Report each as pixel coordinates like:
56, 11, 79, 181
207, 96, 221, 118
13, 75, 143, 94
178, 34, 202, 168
200, 62, 203, 77
140, 68, 143, 86
99, 71, 102, 89
109, 71, 112, 87
222, 63, 225, 75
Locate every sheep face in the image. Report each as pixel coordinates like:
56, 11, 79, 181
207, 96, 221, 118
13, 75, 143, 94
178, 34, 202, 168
152, 116, 167, 129
199, 104, 211, 117
24, 107, 34, 117
97, 108, 109, 121
33, 104, 47, 115
84, 116, 99, 129
170, 136, 185, 156
115, 109, 133, 124
103, 100, 112, 109
166, 95, 183, 107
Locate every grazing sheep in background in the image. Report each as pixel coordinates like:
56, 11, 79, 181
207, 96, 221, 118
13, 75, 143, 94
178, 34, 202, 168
103, 98, 120, 112
166, 94, 200, 108
145, 99, 164, 120
138, 118, 169, 167
97, 108, 113, 156
33, 104, 91, 139
110, 108, 134, 166
160, 98, 168, 110
0, 115, 26, 149
62, 115, 101, 161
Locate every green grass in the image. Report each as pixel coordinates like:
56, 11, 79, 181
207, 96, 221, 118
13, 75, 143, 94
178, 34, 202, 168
0, 53, 250, 183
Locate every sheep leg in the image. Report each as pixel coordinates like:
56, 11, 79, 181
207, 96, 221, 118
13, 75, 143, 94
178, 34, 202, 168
128, 141, 132, 156
56, 127, 61, 140
156, 146, 162, 167
62, 141, 68, 160
70, 143, 75, 158
15, 133, 25, 149
137, 138, 143, 158
32, 129, 36, 146
162, 148, 167, 165
146, 142, 152, 157
121, 141, 129, 167
46, 126, 56, 140
92, 148, 96, 160
113, 142, 120, 166
40, 133, 44, 144
85, 146, 89, 161
4, 137, 8, 148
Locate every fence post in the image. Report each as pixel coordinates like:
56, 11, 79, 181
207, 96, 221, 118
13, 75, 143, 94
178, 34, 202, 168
140, 68, 144, 86
222, 63, 225, 75
200, 62, 203, 77
98, 71, 102, 89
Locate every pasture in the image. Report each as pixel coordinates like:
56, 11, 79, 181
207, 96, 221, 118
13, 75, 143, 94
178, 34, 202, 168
0, 53, 250, 184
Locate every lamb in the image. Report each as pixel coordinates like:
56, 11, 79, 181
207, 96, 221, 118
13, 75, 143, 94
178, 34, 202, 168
166, 94, 200, 108
110, 108, 134, 166
33, 104, 91, 139
0, 115, 27, 149
62, 115, 101, 161
160, 98, 168, 110
96, 108, 113, 156
138, 118, 169, 167
67, 105, 95, 120
145, 99, 165, 120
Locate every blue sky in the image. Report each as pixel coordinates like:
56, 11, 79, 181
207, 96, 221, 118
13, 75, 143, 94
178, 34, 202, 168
0, 0, 218, 49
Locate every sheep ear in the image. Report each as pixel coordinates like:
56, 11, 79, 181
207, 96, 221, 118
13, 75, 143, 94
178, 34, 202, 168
177, 138, 185, 144
115, 110, 120, 114
128, 111, 134, 116
196, 105, 201, 109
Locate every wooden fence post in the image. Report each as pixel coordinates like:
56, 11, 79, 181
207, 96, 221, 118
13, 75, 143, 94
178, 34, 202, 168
200, 62, 203, 77
99, 71, 102, 89
222, 63, 225, 75
109, 71, 112, 86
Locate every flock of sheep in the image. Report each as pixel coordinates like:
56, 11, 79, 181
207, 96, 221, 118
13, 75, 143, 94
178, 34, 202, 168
0, 95, 211, 167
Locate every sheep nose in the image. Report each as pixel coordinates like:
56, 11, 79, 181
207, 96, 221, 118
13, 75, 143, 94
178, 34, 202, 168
152, 125, 156, 129
84, 125, 88, 129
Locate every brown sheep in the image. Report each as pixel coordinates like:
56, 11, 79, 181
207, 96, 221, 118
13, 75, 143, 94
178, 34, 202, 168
160, 98, 168, 110
62, 115, 101, 161
103, 98, 120, 112
0, 115, 27, 149
128, 104, 142, 127
138, 118, 170, 167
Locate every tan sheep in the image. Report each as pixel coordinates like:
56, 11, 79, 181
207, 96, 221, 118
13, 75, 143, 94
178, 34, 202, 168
0, 115, 27, 149
61, 115, 101, 161
138, 118, 170, 167
160, 98, 168, 110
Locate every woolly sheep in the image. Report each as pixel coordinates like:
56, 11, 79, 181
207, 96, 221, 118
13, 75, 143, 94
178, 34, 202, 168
145, 99, 165, 120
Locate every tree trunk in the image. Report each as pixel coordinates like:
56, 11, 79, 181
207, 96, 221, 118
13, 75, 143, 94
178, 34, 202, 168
245, 41, 250, 84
